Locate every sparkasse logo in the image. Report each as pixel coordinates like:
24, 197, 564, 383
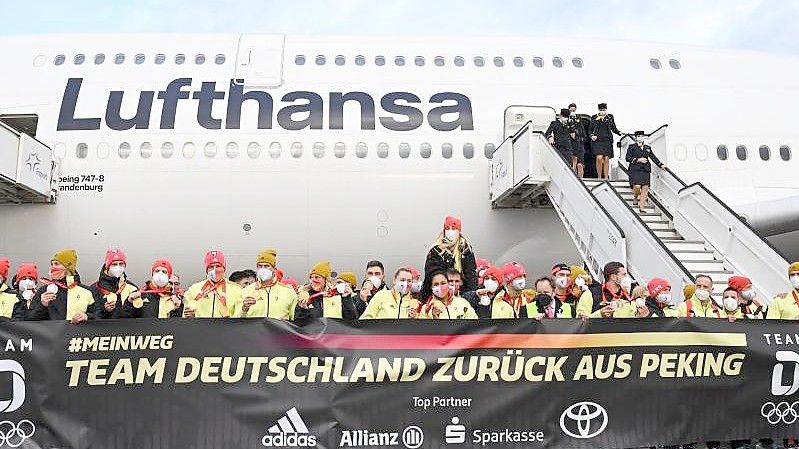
262, 407, 317, 448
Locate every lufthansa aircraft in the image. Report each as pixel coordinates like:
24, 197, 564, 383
0, 34, 797, 283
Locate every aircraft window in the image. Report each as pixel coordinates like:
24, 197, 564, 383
716, 145, 728, 160
175, 54, 187, 65
313, 142, 325, 158
140, 142, 153, 159
572, 57, 584, 68
442, 142, 453, 159
194, 54, 205, 65
474, 56, 485, 67
215, 54, 226, 65
780, 145, 791, 161
334, 142, 346, 158
552, 57, 563, 68
434, 56, 445, 67
54, 55, 65, 65
295, 55, 306, 65
53, 143, 67, 159
414, 56, 425, 66
736, 145, 747, 161
484, 142, 496, 159
463, 143, 474, 159
203, 142, 217, 158
650, 58, 661, 69
74, 54, 85, 65
759, 145, 770, 161
394, 56, 405, 66
96, 142, 110, 159
420, 142, 432, 159
76, 143, 88, 159
335, 55, 345, 66
94, 53, 105, 64
291, 142, 303, 158
355, 55, 365, 66
493, 57, 504, 67
155, 54, 166, 65
269, 142, 282, 159
695, 143, 709, 161
454, 56, 465, 67
133, 54, 145, 65
182, 142, 196, 159
375, 55, 386, 66
118, 142, 131, 159
532, 57, 544, 68
33, 55, 46, 67
674, 143, 687, 161
115, 53, 126, 65
356, 142, 368, 158
247, 142, 260, 158
315, 55, 326, 65
513, 57, 524, 67
377, 142, 389, 158
161, 142, 174, 159
225, 142, 239, 158
398, 142, 411, 158
669, 59, 681, 69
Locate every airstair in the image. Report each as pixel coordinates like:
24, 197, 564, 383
490, 106, 790, 302
0, 120, 56, 204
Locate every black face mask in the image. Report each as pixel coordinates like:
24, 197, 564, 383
535, 293, 553, 308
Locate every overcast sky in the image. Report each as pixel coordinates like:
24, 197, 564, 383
5, 0, 798, 55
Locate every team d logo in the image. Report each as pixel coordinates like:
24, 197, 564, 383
262, 407, 317, 448
0, 360, 25, 414
559, 402, 608, 439
772, 351, 799, 396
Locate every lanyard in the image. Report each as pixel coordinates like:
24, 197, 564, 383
196, 280, 227, 306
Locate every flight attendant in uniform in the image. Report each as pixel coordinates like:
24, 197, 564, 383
590, 103, 622, 179
546, 109, 575, 161
625, 131, 663, 212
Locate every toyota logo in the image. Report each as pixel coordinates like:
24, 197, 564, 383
560, 401, 608, 439
761, 401, 799, 425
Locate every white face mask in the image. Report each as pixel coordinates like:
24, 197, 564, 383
394, 280, 409, 295
335, 283, 349, 295
22, 289, 34, 301
723, 297, 739, 312
257, 268, 274, 282
411, 281, 423, 293
152, 272, 169, 288
575, 277, 586, 288
554, 276, 569, 289
619, 275, 633, 292
449, 284, 457, 295
444, 229, 459, 242
108, 265, 125, 278
368, 276, 382, 289
695, 289, 711, 301
792, 275, 799, 289
207, 269, 219, 283
483, 279, 499, 293
656, 293, 671, 305
741, 288, 755, 300
19, 279, 36, 291
432, 285, 448, 298
512, 278, 526, 290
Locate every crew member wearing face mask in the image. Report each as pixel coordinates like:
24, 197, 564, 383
462, 266, 508, 319
27, 249, 96, 323
423, 216, 478, 299
725, 275, 767, 319
0, 258, 17, 319
420, 271, 477, 320
590, 103, 622, 180
767, 262, 799, 319
183, 251, 243, 319
625, 131, 664, 213
361, 268, 420, 319
644, 278, 678, 317
357, 260, 387, 315
119, 259, 183, 319
90, 248, 138, 319
568, 103, 590, 178
678, 275, 726, 318
520, 277, 575, 319
294, 261, 358, 326
546, 109, 576, 161
239, 249, 298, 320
11, 263, 38, 320
576, 261, 634, 318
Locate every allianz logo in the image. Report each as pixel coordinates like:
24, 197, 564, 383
339, 426, 424, 448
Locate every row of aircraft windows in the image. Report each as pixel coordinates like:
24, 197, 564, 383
51, 53, 226, 66
716, 144, 792, 161
63, 141, 498, 160
295, 54, 586, 69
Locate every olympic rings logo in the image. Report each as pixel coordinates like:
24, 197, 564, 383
0, 420, 35, 448
761, 401, 799, 425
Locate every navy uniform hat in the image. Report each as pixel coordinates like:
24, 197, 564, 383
597, 103, 607, 110
634, 130, 646, 136
560, 108, 570, 118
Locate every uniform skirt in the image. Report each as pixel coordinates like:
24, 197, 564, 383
592, 140, 613, 157
628, 164, 651, 186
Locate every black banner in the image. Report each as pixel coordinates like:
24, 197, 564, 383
0, 318, 796, 448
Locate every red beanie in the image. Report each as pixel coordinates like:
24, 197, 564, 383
151, 259, 173, 278
728, 276, 752, 292
404, 265, 421, 279
204, 250, 226, 270
16, 263, 38, 281
476, 258, 490, 271
484, 266, 504, 282
444, 216, 462, 231
276, 268, 285, 282
283, 277, 299, 291
0, 258, 9, 280
104, 248, 127, 268
647, 278, 671, 296
502, 262, 526, 284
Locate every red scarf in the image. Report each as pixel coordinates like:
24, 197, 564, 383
43, 278, 78, 289
196, 280, 227, 306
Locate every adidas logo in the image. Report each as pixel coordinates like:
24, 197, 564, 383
261, 407, 318, 447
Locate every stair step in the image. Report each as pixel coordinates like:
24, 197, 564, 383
672, 251, 717, 261
655, 229, 682, 238
682, 261, 726, 272
646, 221, 673, 231
664, 241, 707, 252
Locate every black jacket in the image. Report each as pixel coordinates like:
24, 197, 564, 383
590, 114, 621, 143
294, 290, 358, 326
423, 243, 478, 299
355, 283, 388, 317
26, 273, 97, 321
644, 297, 674, 318
545, 120, 574, 150
116, 281, 184, 319
625, 143, 661, 170
11, 290, 33, 321
90, 269, 138, 319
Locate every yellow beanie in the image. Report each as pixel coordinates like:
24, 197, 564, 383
569, 265, 587, 282
52, 249, 78, 274
257, 249, 277, 267
789, 262, 799, 277
337, 272, 357, 287
683, 284, 696, 301
309, 261, 332, 279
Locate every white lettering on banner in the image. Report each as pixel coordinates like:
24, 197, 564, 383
0, 360, 25, 413
262, 407, 317, 448
772, 351, 799, 396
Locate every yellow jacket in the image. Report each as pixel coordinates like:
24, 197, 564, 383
240, 281, 298, 319
0, 284, 18, 319
184, 279, 243, 318
767, 291, 799, 319
678, 295, 727, 318
575, 289, 634, 318
421, 296, 478, 320
360, 289, 417, 319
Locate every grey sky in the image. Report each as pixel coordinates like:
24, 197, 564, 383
6, 0, 798, 55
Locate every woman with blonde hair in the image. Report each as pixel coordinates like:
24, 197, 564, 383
294, 261, 358, 326
423, 216, 477, 298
